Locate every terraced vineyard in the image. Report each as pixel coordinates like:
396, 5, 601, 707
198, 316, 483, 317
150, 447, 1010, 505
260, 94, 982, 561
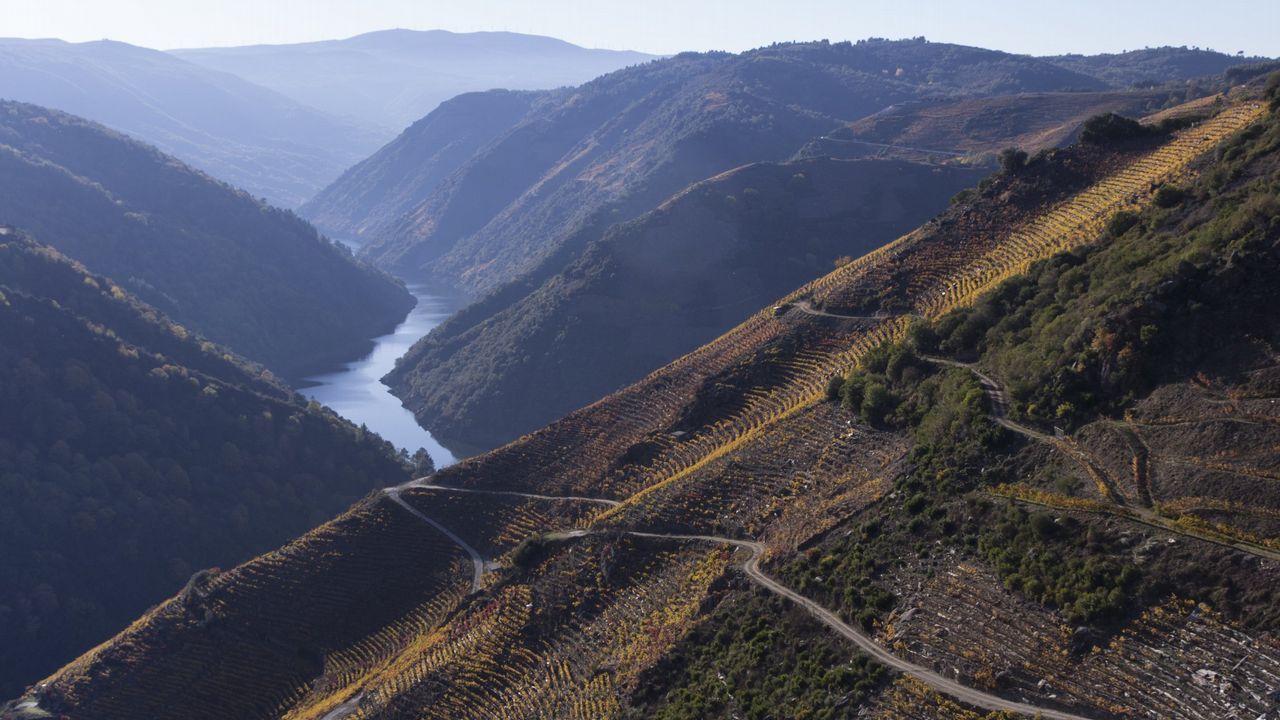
15, 95, 1278, 720
884, 562, 1280, 718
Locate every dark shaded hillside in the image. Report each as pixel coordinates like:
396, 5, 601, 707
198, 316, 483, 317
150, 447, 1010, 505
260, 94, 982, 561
0, 230, 411, 698
346, 39, 1107, 294
1044, 47, 1268, 88
0, 100, 413, 379
388, 158, 985, 448
301, 90, 544, 245
172, 29, 655, 133
0, 38, 383, 207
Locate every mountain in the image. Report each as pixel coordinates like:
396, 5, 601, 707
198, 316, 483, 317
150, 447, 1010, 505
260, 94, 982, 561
301, 90, 544, 244
0, 100, 413, 379
0, 229, 413, 698
14, 82, 1276, 720
323, 42, 1230, 452
1044, 46, 1268, 87
388, 157, 986, 449
0, 38, 384, 206
336, 39, 1108, 294
171, 29, 655, 133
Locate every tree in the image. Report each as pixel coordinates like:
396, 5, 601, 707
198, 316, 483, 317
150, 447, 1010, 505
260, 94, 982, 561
1080, 113, 1151, 144
410, 448, 436, 478
998, 147, 1028, 173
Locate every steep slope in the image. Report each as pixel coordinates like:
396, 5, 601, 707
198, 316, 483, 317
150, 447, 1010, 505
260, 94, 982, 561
300, 90, 544, 245
347, 39, 1105, 294
171, 29, 654, 133
389, 157, 985, 449
0, 230, 412, 699
14, 87, 1274, 720
0, 38, 383, 207
1044, 46, 1268, 88
0, 100, 413, 379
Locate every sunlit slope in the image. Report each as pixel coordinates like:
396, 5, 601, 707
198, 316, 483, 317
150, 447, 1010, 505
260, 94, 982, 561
21, 96, 1267, 720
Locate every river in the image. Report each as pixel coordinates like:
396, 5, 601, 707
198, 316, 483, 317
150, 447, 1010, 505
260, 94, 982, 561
299, 285, 458, 468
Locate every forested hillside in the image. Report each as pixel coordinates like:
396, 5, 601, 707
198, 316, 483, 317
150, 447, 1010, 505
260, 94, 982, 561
0, 230, 412, 697
0, 100, 413, 379
20, 83, 1278, 720
389, 157, 985, 448
0, 38, 383, 206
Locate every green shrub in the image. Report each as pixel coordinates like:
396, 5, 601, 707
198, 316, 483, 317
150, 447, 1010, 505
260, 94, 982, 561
1080, 113, 1153, 144
1153, 185, 1187, 208
1107, 210, 1141, 236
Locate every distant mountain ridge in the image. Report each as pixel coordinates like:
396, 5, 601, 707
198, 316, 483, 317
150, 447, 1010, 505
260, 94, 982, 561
0, 99, 412, 379
1044, 46, 1268, 87
0, 37, 384, 206
171, 29, 656, 133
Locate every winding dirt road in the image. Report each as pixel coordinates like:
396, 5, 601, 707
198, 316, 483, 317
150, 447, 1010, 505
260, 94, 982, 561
627, 531, 1095, 720
405, 479, 621, 507
787, 300, 915, 322
390, 484, 1096, 719
384, 486, 485, 592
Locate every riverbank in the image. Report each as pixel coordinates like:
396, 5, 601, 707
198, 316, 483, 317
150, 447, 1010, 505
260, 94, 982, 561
298, 285, 460, 468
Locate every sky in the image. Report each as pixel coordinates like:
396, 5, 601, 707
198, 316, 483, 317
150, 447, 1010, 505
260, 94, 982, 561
0, 0, 1275, 57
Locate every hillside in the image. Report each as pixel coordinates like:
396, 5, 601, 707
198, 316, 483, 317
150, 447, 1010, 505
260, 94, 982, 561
341, 39, 1106, 295
1044, 46, 1268, 88
319, 39, 1123, 448
388, 157, 985, 449
301, 90, 545, 245
171, 29, 655, 134
0, 230, 413, 699
0, 38, 383, 206
0, 100, 413, 379
12, 81, 1277, 720
816, 89, 1177, 158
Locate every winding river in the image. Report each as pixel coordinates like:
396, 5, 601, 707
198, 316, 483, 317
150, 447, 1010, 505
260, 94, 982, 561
300, 286, 458, 468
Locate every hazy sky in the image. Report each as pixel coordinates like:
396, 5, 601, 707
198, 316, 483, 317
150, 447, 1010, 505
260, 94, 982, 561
0, 0, 1275, 57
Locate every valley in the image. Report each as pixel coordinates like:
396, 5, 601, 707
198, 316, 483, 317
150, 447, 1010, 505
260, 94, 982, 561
301, 286, 460, 467
2, 17, 1278, 719
13, 79, 1277, 719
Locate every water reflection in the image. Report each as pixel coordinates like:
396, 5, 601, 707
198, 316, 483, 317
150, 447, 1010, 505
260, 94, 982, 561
300, 286, 457, 468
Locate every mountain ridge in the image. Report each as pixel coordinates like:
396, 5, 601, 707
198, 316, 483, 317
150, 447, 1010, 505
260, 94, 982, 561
0, 37, 384, 206
171, 29, 656, 133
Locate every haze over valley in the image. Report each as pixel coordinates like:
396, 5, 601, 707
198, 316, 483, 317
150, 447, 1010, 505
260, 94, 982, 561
2, 2, 1280, 717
